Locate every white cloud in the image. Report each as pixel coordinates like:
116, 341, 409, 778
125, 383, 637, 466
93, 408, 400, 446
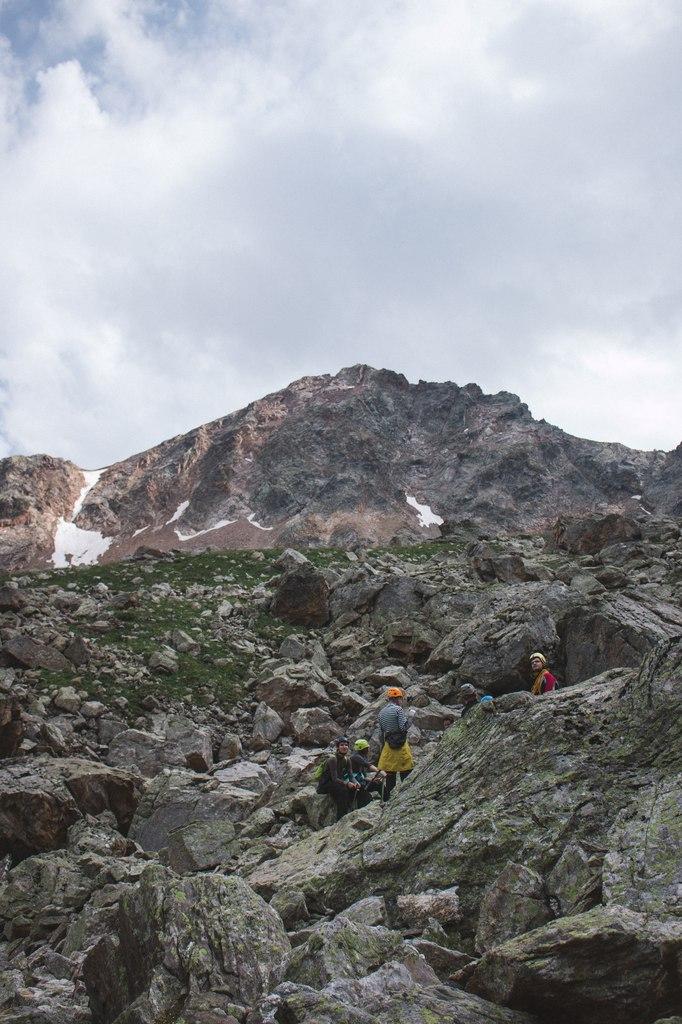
0, 0, 680, 466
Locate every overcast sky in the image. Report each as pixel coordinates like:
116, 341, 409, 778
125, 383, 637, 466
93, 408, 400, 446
1, 0, 681, 468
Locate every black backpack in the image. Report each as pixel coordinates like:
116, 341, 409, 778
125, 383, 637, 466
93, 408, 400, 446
385, 725, 409, 749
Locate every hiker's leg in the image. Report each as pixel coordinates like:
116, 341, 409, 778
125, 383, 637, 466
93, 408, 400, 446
355, 787, 373, 808
329, 781, 351, 820
399, 769, 413, 784
383, 772, 397, 801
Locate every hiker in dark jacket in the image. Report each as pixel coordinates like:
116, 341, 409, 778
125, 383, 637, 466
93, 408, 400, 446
316, 736, 360, 820
377, 687, 414, 801
459, 683, 479, 717
351, 738, 385, 807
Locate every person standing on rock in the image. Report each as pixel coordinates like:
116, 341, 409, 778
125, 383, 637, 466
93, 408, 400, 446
316, 736, 361, 820
377, 687, 414, 800
530, 652, 557, 695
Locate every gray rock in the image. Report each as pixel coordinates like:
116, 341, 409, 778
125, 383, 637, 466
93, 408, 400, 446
81, 700, 106, 719
129, 769, 258, 852
341, 896, 387, 927
165, 819, 237, 872
475, 862, 553, 952
163, 715, 213, 772
0, 756, 140, 859
603, 775, 682, 916
290, 706, 339, 746
271, 564, 330, 627
546, 841, 602, 917
106, 728, 185, 778
466, 904, 682, 1024
2, 636, 71, 673
213, 760, 273, 795
52, 686, 81, 714
396, 887, 461, 928
270, 888, 309, 929
81, 865, 291, 1022
148, 645, 179, 674
218, 731, 243, 760
252, 701, 284, 749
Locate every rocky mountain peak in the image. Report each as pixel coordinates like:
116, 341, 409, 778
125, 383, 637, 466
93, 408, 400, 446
0, 367, 678, 570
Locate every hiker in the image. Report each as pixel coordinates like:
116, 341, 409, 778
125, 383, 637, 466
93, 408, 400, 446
316, 736, 361, 820
377, 687, 414, 800
460, 684, 495, 716
530, 652, 557, 694
459, 683, 479, 717
351, 738, 385, 806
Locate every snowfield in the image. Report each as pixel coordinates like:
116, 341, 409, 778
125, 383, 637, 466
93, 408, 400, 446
405, 492, 444, 528
52, 470, 113, 567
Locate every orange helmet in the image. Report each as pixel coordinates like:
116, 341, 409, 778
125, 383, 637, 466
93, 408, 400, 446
386, 687, 405, 699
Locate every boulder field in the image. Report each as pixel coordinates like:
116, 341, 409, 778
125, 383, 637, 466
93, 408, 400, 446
0, 517, 680, 1023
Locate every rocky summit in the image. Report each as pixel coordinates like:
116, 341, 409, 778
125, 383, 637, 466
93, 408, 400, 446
1, 365, 680, 571
0, 512, 680, 1024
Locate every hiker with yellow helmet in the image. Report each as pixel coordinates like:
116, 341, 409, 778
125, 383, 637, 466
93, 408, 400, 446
350, 738, 385, 807
377, 687, 414, 800
530, 652, 558, 694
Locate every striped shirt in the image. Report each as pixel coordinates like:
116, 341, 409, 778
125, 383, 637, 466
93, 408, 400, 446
378, 703, 408, 743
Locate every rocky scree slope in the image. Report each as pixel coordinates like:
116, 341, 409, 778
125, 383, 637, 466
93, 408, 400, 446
0, 512, 680, 1023
0, 364, 678, 571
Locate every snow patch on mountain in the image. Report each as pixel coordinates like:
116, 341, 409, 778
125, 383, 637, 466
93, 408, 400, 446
166, 500, 190, 525
405, 493, 444, 528
175, 518, 236, 542
247, 513, 273, 531
52, 469, 112, 567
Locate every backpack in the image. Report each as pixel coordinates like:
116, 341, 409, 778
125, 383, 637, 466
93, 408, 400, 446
385, 725, 409, 750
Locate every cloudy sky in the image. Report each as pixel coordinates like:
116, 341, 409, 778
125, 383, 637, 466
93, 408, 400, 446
1, 0, 680, 468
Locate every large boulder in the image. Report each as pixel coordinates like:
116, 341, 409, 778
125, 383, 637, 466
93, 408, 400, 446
81, 865, 291, 1023
165, 819, 237, 872
466, 905, 682, 1024
290, 707, 339, 746
129, 769, 258, 852
0, 698, 22, 758
285, 916, 413, 988
475, 862, 553, 952
559, 592, 682, 685
252, 961, 537, 1024
2, 635, 72, 672
549, 513, 642, 555
255, 664, 331, 721
0, 758, 141, 858
426, 582, 569, 691
252, 701, 284, 749
603, 775, 682, 917
162, 715, 213, 772
105, 729, 186, 778
0, 819, 141, 943
271, 564, 330, 626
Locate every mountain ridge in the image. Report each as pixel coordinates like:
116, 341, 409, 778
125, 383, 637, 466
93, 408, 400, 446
0, 364, 679, 570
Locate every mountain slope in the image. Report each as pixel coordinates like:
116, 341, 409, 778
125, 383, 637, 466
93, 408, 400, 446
0, 365, 676, 570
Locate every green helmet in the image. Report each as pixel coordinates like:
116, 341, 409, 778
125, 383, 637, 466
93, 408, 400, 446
354, 738, 370, 750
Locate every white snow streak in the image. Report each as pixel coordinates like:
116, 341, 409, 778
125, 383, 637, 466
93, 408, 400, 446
175, 518, 236, 542
631, 494, 642, 500
166, 500, 190, 525
247, 513, 273, 531
52, 469, 112, 567
405, 493, 444, 528
132, 526, 149, 538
